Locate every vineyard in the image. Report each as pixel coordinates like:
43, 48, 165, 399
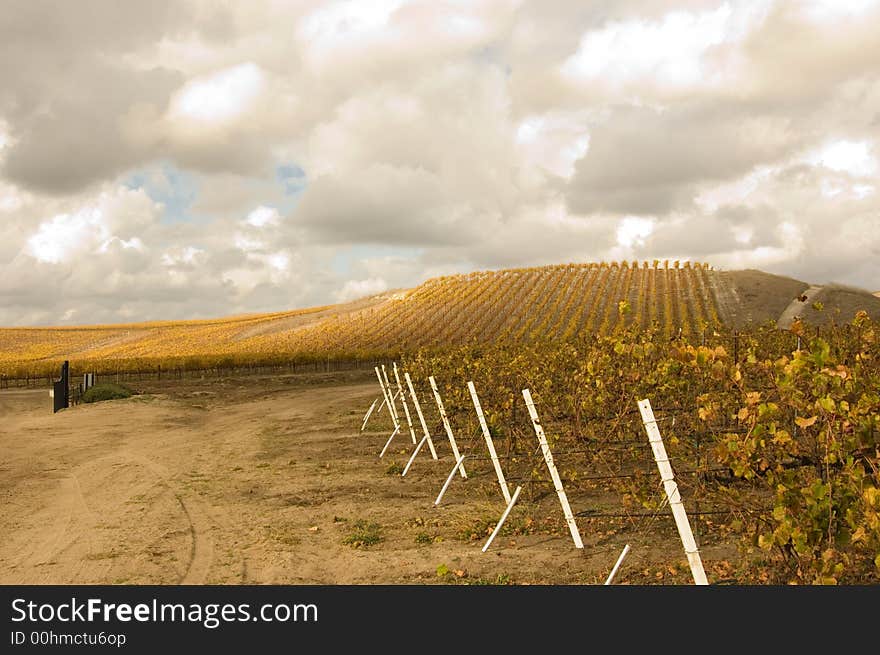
2, 254, 878, 585
391, 314, 880, 584
1, 260, 734, 379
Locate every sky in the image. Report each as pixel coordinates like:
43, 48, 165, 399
1, 0, 879, 326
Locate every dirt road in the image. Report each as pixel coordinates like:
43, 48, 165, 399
777, 285, 823, 329
0, 371, 733, 585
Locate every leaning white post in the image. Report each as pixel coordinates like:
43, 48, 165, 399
374, 367, 392, 418
434, 454, 468, 506
404, 372, 438, 460
402, 435, 429, 476
468, 381, 511, 504
381, 365, 400, 425
429, 376, 467, 478
361, 398, 379, 432
393, 363, 418, 445
375, 367, 400, 454
522, 388, 583, 549
378, 425, 401, 459
604, 544, 632, 585
637, 398, 709, 585
482, 485, 523, 553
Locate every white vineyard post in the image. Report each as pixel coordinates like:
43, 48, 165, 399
361, 398, 378, 432
404, 372, 438, 460
379, 424, 401, 459
482, 485, 523, 553
381, 365, 400, 426
434, 454, 468, 505
468, 381, 511, 504
374, 367, 400, 453
637, 398, 709, 586
604, 544, 632, 585
374, 366, 391, 417
393, 363, 418, 445
429, 376, 467, 478
522, 388, 584, 549
388, 388, 400, 406
401, 435, 429, 477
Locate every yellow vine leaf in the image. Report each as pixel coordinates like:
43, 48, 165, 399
795, 415, 818, 429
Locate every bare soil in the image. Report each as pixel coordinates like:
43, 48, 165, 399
0, 371, 739, 585
801, 285, 880, 324
721, 269, 809, 327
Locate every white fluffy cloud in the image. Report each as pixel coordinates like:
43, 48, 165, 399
1, 0, 879, 325
25, 188, 157, 264
335, 277, 389, 303
170, 63, 266, 124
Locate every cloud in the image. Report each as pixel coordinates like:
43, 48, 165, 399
25, 188, 158, 264
0, 2, 194, 193
294, 163, 481, 246
2, 0, 880, 326
335, 277, 389, 302
244, 205, 281, 228
566, 102, 799, 215
560, 2, 764, 92
170, 63, 266, 124
807, 139, 878, 177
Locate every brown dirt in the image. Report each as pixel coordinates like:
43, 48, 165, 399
799, 285, 880, 324
0, 371, 739, 585
720, 269, 810, 327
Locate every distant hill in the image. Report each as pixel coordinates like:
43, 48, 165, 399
717, 269, 810, 327
798, 284, 880, 325
1, 260, 878, 376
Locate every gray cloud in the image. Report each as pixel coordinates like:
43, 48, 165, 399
0, 1, 200, 193
2, 67, 183, 194
566, 102, 800, 215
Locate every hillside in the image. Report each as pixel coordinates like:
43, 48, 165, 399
798, 284, 880, 325
719, 269, 809, 327
1, 260, 878, 377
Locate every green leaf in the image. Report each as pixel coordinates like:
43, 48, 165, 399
811, 338, 830, 367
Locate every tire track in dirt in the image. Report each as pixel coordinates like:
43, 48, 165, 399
120, 451, 217, 584
18, 476, 79, 581
2, 456, 187, 584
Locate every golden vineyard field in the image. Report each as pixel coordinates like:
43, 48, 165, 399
0, 261, 728, 378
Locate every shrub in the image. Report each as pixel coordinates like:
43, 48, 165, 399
82, 382, 133, 403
